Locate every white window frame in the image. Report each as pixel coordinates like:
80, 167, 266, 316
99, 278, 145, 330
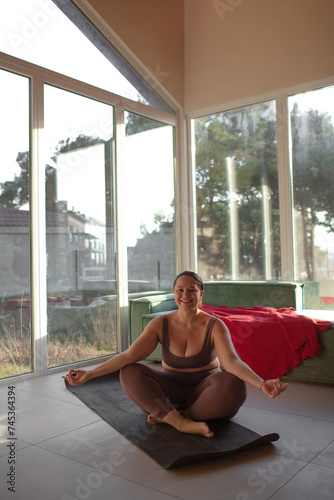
71, 0, 190, 269
0, 46, 187, 384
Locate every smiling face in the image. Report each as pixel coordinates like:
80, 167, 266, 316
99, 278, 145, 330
173, 275, 204, 311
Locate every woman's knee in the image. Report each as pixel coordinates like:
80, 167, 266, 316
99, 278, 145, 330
232, 373, 247, 397
222, 372, 247, 418
220, 371, 247, 399
119, 362, 143, 386
211, 371, 247, 417
120, 362, 158, 387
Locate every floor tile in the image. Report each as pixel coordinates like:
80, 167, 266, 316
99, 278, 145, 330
144, 448, 306, 500
245, 379, 334, 421
1, 368, 333, 500
37, 418, 171, 485
311, 440, 334, 469
270, 463, 334, 500
14, 372, 87, 406
0, 433, 30, 458
36, 416, 307, 500
233, 404, 334, 462
0, 390, 101, 444
37, 419, 127, 466
0, 446, 179, 500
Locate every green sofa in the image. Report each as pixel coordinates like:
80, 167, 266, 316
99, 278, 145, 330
129, 281, 334, 384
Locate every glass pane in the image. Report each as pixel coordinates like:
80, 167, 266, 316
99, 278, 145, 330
0, 0, 172, 113
44, 85, 117, 367
0, 69, 31, 378
194, 101, 280, 281
124, 112, 175, 294
289, 86, 334, 310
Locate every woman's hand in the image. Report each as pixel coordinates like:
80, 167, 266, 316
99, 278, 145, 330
260, 378, 288, 398
62, 369, 90, 386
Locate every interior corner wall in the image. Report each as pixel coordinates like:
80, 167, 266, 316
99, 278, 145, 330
85, 0, 185, 107
184, 0, 334, 114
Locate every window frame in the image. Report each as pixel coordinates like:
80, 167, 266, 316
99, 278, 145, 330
188, 75, 334, 284
0, 50, 181, 384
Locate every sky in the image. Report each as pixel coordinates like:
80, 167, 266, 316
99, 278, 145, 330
0, 0, 139, 100
0, 69, 29, 182
0, 0, 138, 183
55, 126, 174, 247
288, 86, 334, 119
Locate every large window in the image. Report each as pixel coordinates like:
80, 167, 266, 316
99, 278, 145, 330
124, 113, 175, 293
192, 86, 334, 310
194, 101, 280, 281
0, 69, 31, 378
0, 1, 177, 381
44, 85, 117, 367
288, 86, 334, 309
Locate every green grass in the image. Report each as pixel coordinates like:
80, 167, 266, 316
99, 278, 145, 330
0, 336, 116, 379
0, 304, 117, 379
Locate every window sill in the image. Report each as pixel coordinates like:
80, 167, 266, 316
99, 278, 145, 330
297, 309, 334, 324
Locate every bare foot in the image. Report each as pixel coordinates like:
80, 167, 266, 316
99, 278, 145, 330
147, 414, 164, 425
177, 418, 214, 438
148, 410, 214, 438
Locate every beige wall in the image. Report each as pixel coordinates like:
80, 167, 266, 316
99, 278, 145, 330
87, 0, 184, 106
86, 0, 334, 114
184, 0, 334, 113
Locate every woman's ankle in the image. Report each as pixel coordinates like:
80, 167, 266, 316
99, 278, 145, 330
163, 410, 214, 438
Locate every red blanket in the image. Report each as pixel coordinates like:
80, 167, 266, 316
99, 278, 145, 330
201, 304, 332, 380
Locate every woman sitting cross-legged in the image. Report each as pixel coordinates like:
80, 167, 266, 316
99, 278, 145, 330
63, 270, 287, 438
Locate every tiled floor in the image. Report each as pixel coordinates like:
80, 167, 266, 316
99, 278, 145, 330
0, 364, 333, 500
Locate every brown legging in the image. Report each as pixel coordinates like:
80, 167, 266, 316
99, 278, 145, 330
120, 363, 247, 421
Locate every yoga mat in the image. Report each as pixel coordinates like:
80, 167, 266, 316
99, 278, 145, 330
65, 371, 279, 469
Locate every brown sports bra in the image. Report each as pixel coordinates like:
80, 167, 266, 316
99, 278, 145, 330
161, 315, 218, 369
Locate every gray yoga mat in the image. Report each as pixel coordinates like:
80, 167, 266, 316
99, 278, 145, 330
65, 371, 279, 468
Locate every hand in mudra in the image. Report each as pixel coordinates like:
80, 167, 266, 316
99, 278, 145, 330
62, 369, 89, 386
260, 379, 288, 398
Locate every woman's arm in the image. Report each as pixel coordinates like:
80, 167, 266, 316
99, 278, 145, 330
212, 318, 287, 398
63, 316, 161, 386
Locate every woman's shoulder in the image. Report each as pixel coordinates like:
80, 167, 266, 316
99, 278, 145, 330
149, 314, 165, 326
198, 309, 217, 323
210, 315, 230, 336
142, 314, 164, 333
